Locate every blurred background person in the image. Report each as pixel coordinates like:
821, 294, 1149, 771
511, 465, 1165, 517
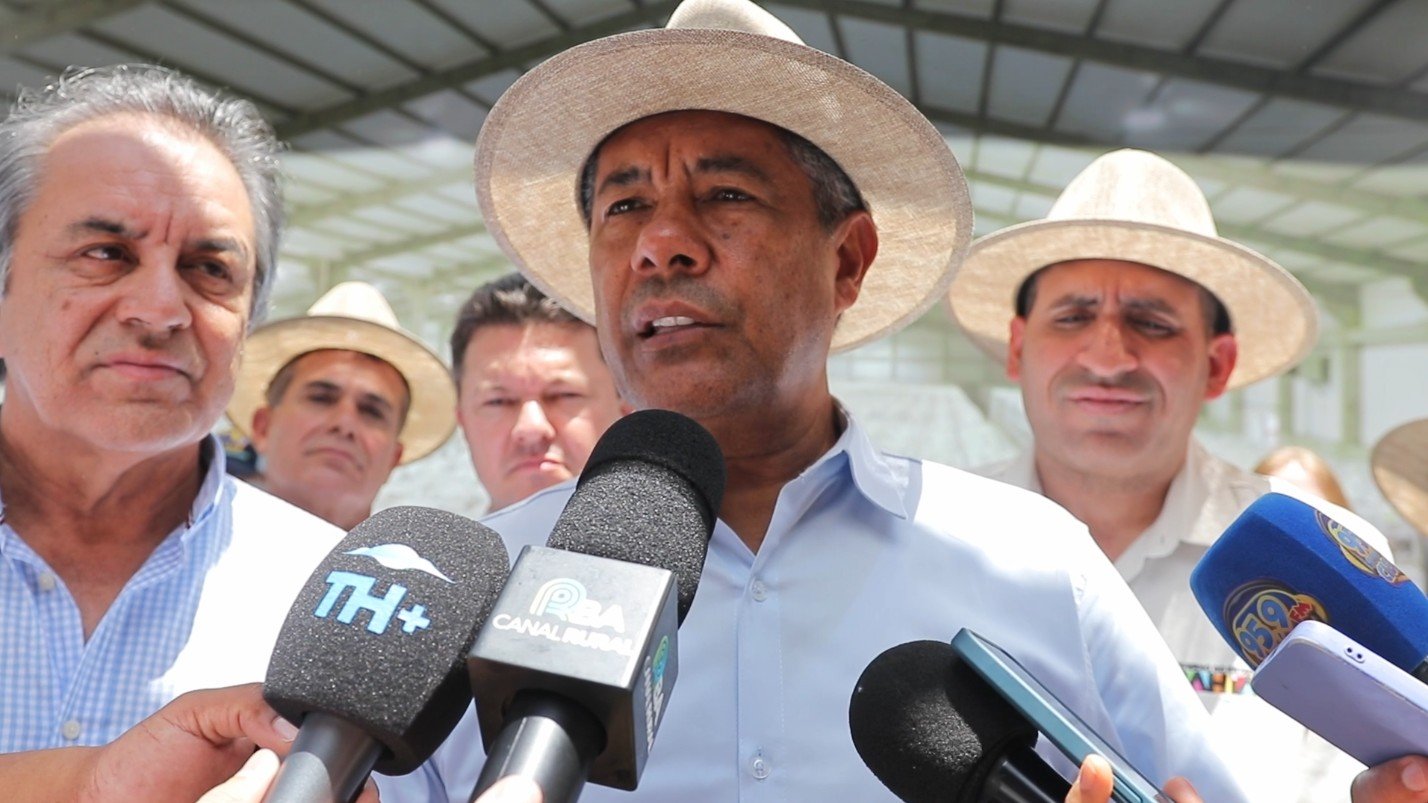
450, 273, 628, 512
227, 281, 456, 530
1256, 445, 1354, 510
1372, 419, 1428, 542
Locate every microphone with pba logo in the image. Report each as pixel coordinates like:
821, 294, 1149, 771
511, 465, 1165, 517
262, 506, 510, 803
467, 409, 725, 803
1189, 492, 1428, 678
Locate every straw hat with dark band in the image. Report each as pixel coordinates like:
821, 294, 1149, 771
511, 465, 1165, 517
1372, 418, 1428, 538
473, 0, 973, 353
948, 148, 1318, 390
227, 281, 457, 464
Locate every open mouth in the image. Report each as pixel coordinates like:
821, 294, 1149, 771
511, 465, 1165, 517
640, 315, 702, 339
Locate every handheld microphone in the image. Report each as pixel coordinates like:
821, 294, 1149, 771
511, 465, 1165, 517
1188, 492, 1428, 677
262, 506, 511, 803
467, 409, 724, 803
849, 640, 1065, 802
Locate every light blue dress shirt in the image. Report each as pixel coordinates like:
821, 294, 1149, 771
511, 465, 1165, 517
0, 437, 343, 751
381, 412, 1247, 802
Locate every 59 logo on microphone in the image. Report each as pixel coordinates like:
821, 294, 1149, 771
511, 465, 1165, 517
1224, 580, 1327, 667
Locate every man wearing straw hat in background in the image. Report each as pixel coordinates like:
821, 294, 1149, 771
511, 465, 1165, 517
227, 280, 457, 530
381, 1, 1246, 801
952, 148, 1397, 802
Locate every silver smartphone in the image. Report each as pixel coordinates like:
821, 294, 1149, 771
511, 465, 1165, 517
1252, 619, 1428, 767
951, 628, 1171, 803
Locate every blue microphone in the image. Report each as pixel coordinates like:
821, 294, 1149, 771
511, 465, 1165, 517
1189, 492, 1428, 678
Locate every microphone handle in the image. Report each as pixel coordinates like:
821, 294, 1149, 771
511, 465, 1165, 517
980, 743, 1070, 803
471, 690, 606, 803
263, 712, 383, 803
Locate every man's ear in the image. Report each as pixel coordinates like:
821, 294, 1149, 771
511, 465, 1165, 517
832, 211, 878, 316
385, 442, 404, 473
1204, 333, 1238, 400
249, 407, 272, 455
1006, 317, 1027, 381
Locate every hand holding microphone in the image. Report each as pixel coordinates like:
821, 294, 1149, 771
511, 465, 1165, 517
849, 636, 1201, 803
1190, 493, 1428, 801
1190, 492, 1428, 675
262, 506, 512, 802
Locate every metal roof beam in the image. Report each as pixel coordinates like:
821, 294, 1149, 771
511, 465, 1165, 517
924, 105, 1428, 222
287, 172, 472, 227
275, 1, 679, 139
332, 222, 490, 267
0, 0, 144, 52
776, 0, 1428, 122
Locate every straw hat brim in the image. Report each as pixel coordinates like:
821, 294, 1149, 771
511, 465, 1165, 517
947, 218, 1318, 390
474, 27, 973, 353
226, 316, 457, 464
1372, 418, 1428, 539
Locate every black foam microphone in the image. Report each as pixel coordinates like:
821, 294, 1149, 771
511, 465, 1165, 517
263, 506, 510, 803
467, 409, 724, 803
849, 641, 1068, 803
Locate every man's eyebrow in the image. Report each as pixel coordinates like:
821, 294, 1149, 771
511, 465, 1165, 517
696, 154, 770, 183
302, 379, 342, 395
1121, 297, 1181, 316
596, 165, 648, 196
64, 218, 251, 261
66, 217, 138, 239
1044, 292, 1181, 317
357, 391, 396, 413
1044, 292, 1101, 310
192, 236, 250, 261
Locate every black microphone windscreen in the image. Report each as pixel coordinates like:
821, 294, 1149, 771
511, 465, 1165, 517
265, 506, 509, 774
849, 640, 1038, 803
546, 409, 724, 622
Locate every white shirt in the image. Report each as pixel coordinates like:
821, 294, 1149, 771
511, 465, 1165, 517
981, 439, 1391, 803
381, 413, 1246, 802
0, 437, 344, 750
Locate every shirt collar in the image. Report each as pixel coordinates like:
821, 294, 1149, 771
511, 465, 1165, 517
996, 448, 1043, 494
799, 402, 909, 521
0, 434, 227, 554
185, 435, 227, 532
1115, 438, 1226, 579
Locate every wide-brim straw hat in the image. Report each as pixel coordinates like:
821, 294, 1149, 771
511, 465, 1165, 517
472, 0, 973, 353
1371, 418, 1428, 538
227, 281, 457, 464
948, 148, 1317, 390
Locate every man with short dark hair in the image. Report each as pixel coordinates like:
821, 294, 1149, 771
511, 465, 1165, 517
0, 63, 341, 753
227, 281, 456, 529
451, 273, 626, 512
952, 148, 1395, 802
383, 2, 1244, 801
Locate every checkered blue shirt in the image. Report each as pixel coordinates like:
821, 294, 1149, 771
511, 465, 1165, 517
0, 437, 343, 751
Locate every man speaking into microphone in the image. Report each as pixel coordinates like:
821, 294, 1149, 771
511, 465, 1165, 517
381, 0, 1244, 801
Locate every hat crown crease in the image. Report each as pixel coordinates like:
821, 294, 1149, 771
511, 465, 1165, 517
1049, 149, 1218, 238
667, 0, 803, 43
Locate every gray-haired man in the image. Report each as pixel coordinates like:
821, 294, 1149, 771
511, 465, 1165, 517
0, 64, 340, 753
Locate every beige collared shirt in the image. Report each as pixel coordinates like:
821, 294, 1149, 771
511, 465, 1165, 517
981, 439, 1392, 803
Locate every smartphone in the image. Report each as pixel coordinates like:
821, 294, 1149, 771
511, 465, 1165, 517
1252, 620, 1428, 767
951, 628, 1171, 803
